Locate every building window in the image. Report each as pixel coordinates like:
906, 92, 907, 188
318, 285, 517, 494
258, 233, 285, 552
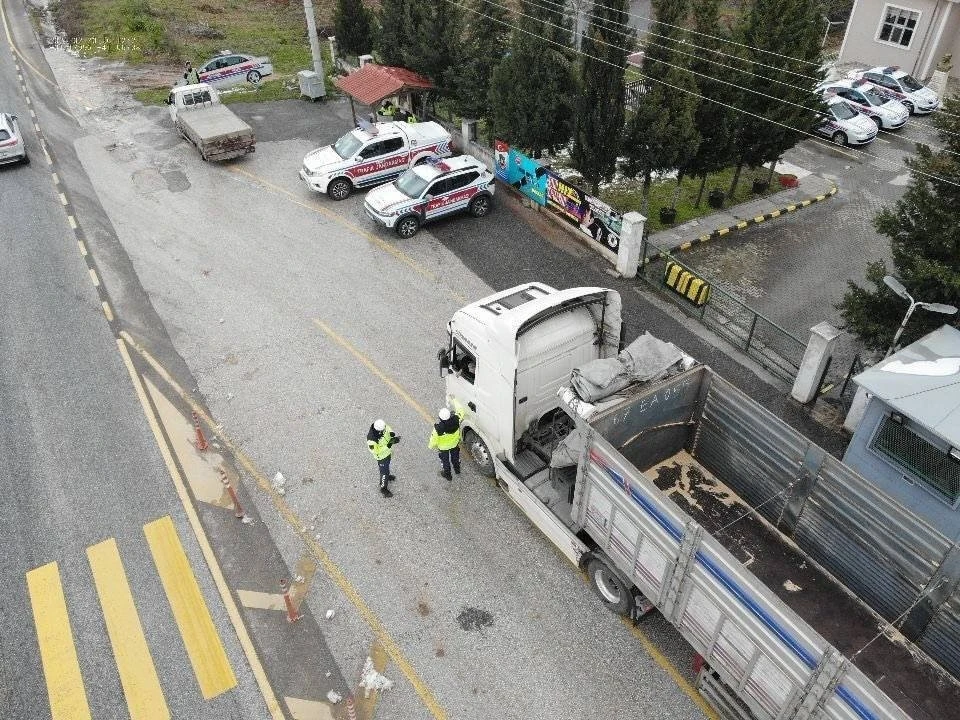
871, 415, 960, 504
877, 6, 920, 48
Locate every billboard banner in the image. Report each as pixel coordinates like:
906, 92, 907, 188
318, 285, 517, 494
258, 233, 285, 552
493, 140, 547, 206
545, 170, 623, 251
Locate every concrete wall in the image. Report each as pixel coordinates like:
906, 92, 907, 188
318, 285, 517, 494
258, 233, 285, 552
842, 396, 960, 539
840, 0, 960, 80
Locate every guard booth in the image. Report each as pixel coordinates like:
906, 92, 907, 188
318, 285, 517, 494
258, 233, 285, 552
334, 63, 434, 125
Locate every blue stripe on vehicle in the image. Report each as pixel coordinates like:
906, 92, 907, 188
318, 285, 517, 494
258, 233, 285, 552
589, 447, 879, 720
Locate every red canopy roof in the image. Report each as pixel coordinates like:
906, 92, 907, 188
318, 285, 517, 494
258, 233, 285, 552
335, 64, 434, 106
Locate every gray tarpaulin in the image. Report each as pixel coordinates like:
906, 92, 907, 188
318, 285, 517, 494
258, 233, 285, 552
569, 332, 686, 403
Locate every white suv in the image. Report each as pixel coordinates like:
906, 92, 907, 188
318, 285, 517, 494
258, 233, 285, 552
816, 79, 909, 130
364, 156, 495, 238
813, 96, 878, 146
848, 67, 940, 115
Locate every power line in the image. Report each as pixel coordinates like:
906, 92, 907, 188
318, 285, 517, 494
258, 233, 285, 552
445, 0, 960, 189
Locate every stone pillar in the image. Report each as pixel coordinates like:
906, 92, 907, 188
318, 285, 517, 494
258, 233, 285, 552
461, 119, 478, 143
791, 322, 841, 403
928, 69, 949, 100
617, 212, 646, 279
843, 386, 870, 434
328, 36, 338, 66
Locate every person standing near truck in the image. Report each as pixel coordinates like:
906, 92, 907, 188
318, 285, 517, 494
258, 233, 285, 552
367, 419, 400, 497
428, 406, 463, 481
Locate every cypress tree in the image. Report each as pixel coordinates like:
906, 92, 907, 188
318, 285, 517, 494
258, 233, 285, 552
448, 0, 511, 121
333, 0, 373, 58
376, 0, 409, 67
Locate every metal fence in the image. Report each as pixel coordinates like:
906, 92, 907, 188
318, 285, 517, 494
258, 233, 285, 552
639, 244, 806, 381
625, 79, 649, 110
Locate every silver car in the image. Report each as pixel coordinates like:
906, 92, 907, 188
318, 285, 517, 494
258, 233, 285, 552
197, 52, 274, 89
0, 112, 28, 165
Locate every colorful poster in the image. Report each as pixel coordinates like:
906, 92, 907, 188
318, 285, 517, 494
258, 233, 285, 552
506, 147, 548, 206
494, 139, 510, 182
545, 170, 623, 251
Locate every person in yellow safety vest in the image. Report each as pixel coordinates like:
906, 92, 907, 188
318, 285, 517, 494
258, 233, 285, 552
428, 405, 464, 481
379, 100, 396, 120
367, 418, 400, 498
405, 111, 417, 123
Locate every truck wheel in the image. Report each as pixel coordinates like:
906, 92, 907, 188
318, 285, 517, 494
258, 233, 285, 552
247, 70, 262, 84
588, 558, 633, 616
395, 215, 420, 238
327, 178, 352, 201
464, 429, 495, 478
468, 195, 490, 218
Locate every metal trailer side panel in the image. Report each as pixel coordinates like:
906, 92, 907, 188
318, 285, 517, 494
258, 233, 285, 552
573, 432, 912, 720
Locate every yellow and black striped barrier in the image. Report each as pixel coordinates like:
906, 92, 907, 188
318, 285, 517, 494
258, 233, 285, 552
664, 261, 710, 307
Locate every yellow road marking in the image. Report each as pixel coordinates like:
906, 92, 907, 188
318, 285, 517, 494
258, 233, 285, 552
770, 210, 781, 218
144, 516, 237, 700
815, 194, 826, 201
86, 538, 169, 720
735, 221, 748, 229
120, 330, 449, 720
226, 166, 465, 303
68, 215, 77, 229
753, 216, 765, 223
26, 562, 92, 720
717, 228, 729, 236
77, 239, 86, 255
801, 199, 811, 207
88, 268, 99, 287
312, 318, 432, 423
0, 0, 58, 87
679, 241, 692, 251
114, 339, 285, 719
59, 193, 68, 206
102, 301, 114, 321
786, 204, 797, 212
698, 235, 710, 242
51, 171, 59, 184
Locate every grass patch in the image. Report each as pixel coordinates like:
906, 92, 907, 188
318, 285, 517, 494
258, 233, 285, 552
134, 75, 305, 104
599, 166, 782, 233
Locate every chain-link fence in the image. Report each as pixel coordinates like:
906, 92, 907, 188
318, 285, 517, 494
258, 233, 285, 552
640, 243, 806, 381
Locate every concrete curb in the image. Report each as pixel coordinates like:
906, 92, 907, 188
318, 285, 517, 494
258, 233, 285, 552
645, 184, 839, 263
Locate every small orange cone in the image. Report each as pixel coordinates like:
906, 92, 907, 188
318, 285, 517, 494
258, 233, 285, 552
219, 469, 244, 519
280, 578, 302, 623
192, 411, 209, 451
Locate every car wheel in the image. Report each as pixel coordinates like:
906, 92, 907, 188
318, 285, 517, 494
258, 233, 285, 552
247, 70, 262, 85
588, 558, 633, 616
468, 195, 490, 218
871, 116, 882, 130
395, 215, 421, 238
327, 178, 351, 201
21, 152, 29, 165
831, 131, 847, 146
464, 429, 495, 477
903, 101, 915, 115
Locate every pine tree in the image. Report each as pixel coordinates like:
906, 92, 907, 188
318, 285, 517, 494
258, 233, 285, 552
838, 96, 960, 354
403, 1, 461, 84
334, 0, 373, 58
518, 0, 572, 47
621, 0, 700, 207
571, 0, 632, 194
376, 0, 409, 67
447, 0, 510, 121
726, 0, 823, 197
686, 0, 739, 206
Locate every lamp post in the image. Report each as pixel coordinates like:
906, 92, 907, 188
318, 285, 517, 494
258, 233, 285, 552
882, 275, 958, 357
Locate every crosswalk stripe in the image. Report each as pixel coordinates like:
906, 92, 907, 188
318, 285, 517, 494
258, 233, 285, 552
144, 516, 237, 699
87, 538, 170, 720
26, 562, 92, 720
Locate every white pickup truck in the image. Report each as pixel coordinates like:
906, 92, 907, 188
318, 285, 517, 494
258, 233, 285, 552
166, 83, 256, 162
299, 120, 452, 200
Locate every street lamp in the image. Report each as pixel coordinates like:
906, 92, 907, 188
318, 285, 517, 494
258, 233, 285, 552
883, 275, 958, 357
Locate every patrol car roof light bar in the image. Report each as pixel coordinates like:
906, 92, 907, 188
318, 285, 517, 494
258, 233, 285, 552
356, 118, 379, 135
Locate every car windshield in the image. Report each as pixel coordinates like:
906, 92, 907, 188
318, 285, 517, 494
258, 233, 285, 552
395, 168, 432, 198
831, 102, 857, 120
0, 129, 9, 141
899, 74, 924, 92
861, 88, 887, 106
333, 131, 364, 160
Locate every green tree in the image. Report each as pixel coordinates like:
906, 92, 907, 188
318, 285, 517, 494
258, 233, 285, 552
687, 0, 739, 206
726, 0, 823, 197
403, 0, 461, 85
519, 0, 572, 47
838, 96, 960, 354
334, 0, 374, 58
447, 0, 511, 121
571, 0, 633, 193
376, 0, 409, 67
622, 0, 700, 208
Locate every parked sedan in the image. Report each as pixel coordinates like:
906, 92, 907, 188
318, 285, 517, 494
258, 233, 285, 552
848, 66, 940, 115
813, 96, 878, 146
816, 79, 909, 130
197, 53, 273, 88
0, 112, 28, 165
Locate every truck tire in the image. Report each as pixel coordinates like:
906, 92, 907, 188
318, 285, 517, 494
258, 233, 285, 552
328, 178, 352, 201
588, 558, 633, 616
464, 429, 495, 478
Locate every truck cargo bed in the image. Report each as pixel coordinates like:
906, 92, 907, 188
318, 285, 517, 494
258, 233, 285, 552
645, 450, 960, 720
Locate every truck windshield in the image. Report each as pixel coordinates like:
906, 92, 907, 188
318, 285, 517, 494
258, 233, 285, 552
395, 168, 431, 198
333, 131, 363, 159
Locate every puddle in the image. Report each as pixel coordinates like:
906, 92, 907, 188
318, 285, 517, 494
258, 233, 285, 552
456, 606, 493, 632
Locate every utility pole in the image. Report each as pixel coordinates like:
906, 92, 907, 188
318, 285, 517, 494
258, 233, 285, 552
303, 0, 326, 78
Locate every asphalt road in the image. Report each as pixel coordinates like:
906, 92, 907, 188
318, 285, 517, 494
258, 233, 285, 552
0, 3, 274, 717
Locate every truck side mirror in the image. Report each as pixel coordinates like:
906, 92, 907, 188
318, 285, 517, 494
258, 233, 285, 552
165, 96, 172, 105
437, 348, 450, 377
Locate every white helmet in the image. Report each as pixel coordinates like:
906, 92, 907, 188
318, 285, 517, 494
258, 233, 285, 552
373, 419, 386, 431
438, 408, 451, 420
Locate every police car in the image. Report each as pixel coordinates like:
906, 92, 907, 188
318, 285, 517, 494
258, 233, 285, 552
197, 52, 273, 88
815, 79, 909, 130
813, 96, 878, 146
364, 156, 495, 238
848, 66, 940, 115
300, 120, 452, 200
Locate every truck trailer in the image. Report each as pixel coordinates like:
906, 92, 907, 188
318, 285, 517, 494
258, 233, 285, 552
439, 283, 960, 720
